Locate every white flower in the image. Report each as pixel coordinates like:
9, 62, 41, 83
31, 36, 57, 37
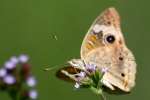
19, 54, 29, 63
26, 76, 36, 87
0, 68, 7, 77
3, 75, 16, 85
74, 82, 80, 89
4, 61, 16, 69
29, 90, 38, 99
10, 56, 19, 64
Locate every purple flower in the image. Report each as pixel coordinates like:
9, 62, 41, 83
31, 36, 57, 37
3, 75, 16, 85
76, 72, 86, 81
101, 67, 108, 73
26, 76, 36, 87
10, 56, 19, 64
4, 61, 16, 70
29, 90, 38, 99
77, 72, 85, 78
19, 54, 29, 63
0, 68, 7, 78
86, 63, 96, 72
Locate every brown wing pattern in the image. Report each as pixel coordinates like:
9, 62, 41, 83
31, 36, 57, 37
56, 66, 81, 82
80, 7, 136, 92
80, 7, 121, 59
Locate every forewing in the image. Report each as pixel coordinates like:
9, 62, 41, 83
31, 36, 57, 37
80, 7, 122, 59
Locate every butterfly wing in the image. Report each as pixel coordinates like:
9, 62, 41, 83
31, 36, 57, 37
80, 7, 136, 92
56, 66, 81, 82
80, 7, 122, 59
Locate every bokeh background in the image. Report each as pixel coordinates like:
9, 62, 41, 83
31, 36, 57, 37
0, 0, 149, 100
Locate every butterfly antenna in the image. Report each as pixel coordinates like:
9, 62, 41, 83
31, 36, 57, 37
43, 57, 74, 71
44, 67, 56, 71
43, 62, 69, 72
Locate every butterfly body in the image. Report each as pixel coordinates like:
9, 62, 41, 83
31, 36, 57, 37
57, 7, 136, 93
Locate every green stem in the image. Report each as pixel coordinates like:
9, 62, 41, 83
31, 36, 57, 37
100, 93, 106, 100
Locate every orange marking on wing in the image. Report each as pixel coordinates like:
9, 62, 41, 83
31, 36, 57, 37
89, 35, 97, 42
123, 80, 128, 88
56, 66, 81, 82
86, 43, 93, 50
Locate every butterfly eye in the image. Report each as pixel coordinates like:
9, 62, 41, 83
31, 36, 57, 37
105, 35, 115, 44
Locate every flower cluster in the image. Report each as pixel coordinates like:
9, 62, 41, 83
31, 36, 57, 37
0, 54, 37, 100
70, 63, 108, 99
74, 64, 107, 88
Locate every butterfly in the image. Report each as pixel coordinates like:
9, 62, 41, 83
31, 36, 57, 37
56, 7, 136, 93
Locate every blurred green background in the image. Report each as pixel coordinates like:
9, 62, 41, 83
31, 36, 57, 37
0, 0, 149, 100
